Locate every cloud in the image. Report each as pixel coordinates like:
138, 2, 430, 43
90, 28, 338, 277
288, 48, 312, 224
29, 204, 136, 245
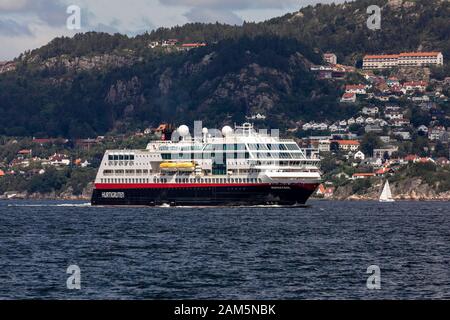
0, 0, 68, 27
0, 0, 346, 60
161, 0, 350, 24
0, 0, 28, 11
159, 0, 299, 10
0, 18, 32, 36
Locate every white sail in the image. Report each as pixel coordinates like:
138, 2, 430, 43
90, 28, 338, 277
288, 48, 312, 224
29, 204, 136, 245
379, 181, 394, 202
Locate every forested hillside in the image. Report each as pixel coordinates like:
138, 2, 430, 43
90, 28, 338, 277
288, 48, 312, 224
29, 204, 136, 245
0, 0, 448, 138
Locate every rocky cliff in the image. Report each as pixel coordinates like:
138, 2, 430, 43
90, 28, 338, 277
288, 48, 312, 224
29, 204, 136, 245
0, 182, 94, 201
333, 178, 450, 201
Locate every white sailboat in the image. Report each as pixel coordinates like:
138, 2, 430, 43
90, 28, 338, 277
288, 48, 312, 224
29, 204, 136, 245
379, 180, 395, 202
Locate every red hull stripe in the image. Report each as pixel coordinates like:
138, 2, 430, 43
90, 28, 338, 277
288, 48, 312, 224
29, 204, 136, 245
94, 183, 318, 190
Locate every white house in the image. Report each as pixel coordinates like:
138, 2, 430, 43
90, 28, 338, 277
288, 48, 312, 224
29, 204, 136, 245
373, 146, 399, 159
81, 160, 90, 168
354, 151, 366, 161
323, 53, 337, 65
403, 81, 427, 92
365, 117, 375, 124
247, 113, 267, 120
391, 119, 410, 127
329, 124, 339, 132
345, 84, 367, 95
385, 110, 404, 120
376, 119, 388, 127
428, 126, 447, 141
49, 154, 70, 166
318, 140, 331, 152
394, 131, 411, 140
356, 116, 365, 124
362, 106, 379, 116
335, 140, 360, 152
417, 125, 429, 134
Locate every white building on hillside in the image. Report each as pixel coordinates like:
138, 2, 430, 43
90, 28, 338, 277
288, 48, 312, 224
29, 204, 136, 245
363, 52, 443, 69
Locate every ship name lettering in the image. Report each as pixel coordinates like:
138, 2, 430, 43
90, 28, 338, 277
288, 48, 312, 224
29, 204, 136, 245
102, 192, 125, 199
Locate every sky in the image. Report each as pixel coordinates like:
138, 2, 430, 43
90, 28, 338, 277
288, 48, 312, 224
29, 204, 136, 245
0, 0, 345, 60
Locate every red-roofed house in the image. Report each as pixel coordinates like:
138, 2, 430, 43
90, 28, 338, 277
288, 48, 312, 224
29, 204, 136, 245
403, 81, 428, 92
404, 155, 419, 162
341, 92, 356, 103
18, 149, 32, 155
352, 173, 376, 180
17, 149, 32, 159
375, 167, 391, 176
333, 140, 360, 152
416, 157, 435, 164
181, 43, 207, 50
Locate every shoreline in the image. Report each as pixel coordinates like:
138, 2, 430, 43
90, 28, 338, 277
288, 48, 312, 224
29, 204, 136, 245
2, 196, 449, 202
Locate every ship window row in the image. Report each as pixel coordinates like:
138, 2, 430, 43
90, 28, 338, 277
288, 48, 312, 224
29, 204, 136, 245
203, 144, 247, 151
107, 161, 135, 166
160, 144, 248, 152
100, 178, 263, 184
254, 152, 293, 159
247, 143, 300, 151
159, 145, 203, 151
103, 169, 149, 176
162, 152, 250, 160
107, 161, 154, 167
101, 178, 151, 183
172, 178, 262, 184
108, 154, 135, 161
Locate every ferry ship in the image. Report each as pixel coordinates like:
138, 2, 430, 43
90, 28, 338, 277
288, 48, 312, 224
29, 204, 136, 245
91, 123, 321, 206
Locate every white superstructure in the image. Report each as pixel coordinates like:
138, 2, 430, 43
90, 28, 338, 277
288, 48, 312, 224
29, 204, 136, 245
95, 123, 321, 186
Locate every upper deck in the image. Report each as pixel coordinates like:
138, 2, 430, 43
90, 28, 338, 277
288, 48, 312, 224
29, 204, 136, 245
143, 123, 320, 163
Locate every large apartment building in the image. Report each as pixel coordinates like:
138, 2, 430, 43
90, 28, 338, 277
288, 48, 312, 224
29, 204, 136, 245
363, 52, 444, 69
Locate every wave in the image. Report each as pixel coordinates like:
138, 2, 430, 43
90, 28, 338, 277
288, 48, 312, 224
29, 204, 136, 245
8, 203, 91, 208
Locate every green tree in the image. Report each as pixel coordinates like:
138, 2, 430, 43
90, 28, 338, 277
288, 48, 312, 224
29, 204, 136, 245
361, 133, 383, 156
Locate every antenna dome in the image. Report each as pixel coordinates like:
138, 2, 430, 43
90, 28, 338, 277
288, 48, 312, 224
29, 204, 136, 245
177, 125, 190, 137
222, 126, 233, 136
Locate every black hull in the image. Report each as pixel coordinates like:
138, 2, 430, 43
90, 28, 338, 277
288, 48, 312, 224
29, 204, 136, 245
91, 184, 319, 207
